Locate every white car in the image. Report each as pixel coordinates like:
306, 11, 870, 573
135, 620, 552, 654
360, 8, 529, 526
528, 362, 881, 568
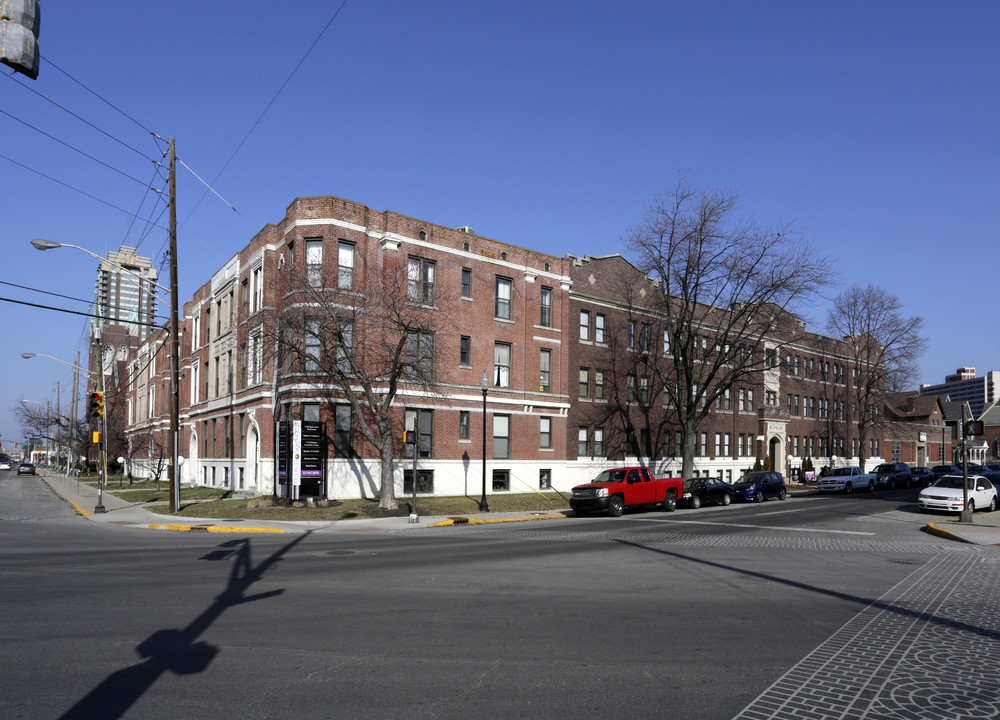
918, 474, 998, 514
0, 460, 10, 471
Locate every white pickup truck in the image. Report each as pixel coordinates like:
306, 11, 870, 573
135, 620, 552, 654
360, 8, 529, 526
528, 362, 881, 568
817, 466, 876, 494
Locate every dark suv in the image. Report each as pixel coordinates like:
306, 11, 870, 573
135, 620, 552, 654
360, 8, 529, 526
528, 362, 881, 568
872, 462, 912, 490
732, 471, 786, 503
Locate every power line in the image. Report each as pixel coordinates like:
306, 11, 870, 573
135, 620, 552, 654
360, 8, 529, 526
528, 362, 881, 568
0, 295, 162, 328
2, 71, 161, 162
0, 106, 161, 189
183, 0, 351, 226
43, 56, 163, 143
0, 280, 169, 323
0, 151, 169, 230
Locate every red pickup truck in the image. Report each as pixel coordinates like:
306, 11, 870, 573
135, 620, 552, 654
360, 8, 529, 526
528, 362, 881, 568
570, 466, 684, 517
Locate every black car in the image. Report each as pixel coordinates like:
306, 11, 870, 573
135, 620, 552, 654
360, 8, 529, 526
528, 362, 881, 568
732, 471, 786, 503
17, 461, 35, 475
981, 471, 1000, 490
931, 464, 963, 479
910, 466, 935, 487
681, 477, 735, 508
872, 462, 913, 490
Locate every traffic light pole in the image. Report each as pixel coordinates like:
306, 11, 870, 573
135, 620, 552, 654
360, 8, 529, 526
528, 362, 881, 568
94, 338, 107, 514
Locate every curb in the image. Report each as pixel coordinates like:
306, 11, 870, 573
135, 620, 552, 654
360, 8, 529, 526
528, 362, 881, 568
69, 501, 90, 518
428, 513, 568, 527
924, 520, 972, 543
147, 523, 286, 534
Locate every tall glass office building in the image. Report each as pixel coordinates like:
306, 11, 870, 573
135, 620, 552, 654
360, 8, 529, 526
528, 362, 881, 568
93, 246, 159, 341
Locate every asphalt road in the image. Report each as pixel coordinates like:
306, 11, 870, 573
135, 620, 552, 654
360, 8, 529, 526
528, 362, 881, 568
1, 473, 996, 720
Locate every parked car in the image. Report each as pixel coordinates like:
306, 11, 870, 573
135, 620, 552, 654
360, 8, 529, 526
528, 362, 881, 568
871, 462, 913, 490
966, 463, 986, 474
931, 464, 963, 479
0, 459, 10, 471
681, 477, 735, 508
17, 461, 35, 475
570, 466, 684, 516
918, 474, 997, 514
910, 466, 935, 487
732, 471, 786, 503
817, 466, 875, 493
985, 464, 1000, 472
981, 471, 1000, 490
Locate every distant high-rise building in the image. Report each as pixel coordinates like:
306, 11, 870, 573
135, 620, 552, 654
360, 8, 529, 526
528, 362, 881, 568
919, 367, 1000, 419
93, 246, 159, 341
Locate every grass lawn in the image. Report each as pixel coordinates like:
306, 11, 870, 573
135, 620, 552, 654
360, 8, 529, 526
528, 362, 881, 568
137, 490, 572, 522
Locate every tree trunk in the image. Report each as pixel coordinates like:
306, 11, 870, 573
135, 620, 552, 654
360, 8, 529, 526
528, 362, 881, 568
378, 437, 398, 510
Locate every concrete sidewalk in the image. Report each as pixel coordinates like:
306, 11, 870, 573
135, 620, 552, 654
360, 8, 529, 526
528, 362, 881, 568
39, 472, 567, 534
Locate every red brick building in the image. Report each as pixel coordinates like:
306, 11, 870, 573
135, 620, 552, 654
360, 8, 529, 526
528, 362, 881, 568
123, 196, 935, 499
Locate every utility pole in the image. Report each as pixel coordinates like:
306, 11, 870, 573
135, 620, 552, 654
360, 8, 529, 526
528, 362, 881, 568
168, 137, 180, 513
70, 351, 79, 475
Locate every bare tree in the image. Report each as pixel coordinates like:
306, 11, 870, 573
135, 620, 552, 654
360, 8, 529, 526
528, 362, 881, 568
271, 251, 452, 510
624, 178, 833, 477
826, 284, 926, 469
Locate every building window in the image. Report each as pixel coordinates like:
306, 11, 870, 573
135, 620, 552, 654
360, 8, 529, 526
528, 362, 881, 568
578, 426, 588, 457
404, 409, 434, 459
663, 329, 670, 354
334, 405, 351, 457
540, 416, 552, 449
640, 376, 650, 405
495, 276, 512, 319
579, 367, 590, 399
403, 470, 434, 494
460, 336, 471, 366
407, 257, 436, 305
461, 268, 472, 298
241, 278, 249, 310
539, 349, 551, 392
594, 370, 605, 400
406, 331, 435, 378
337, 241, 354, 290
539, 469, 551, 490
305, 237, 323, 287
459, 411, 470, 441
627, 375, 636, 403
640, 324, 649, 351
580, 310, 591, 341
492, 342, 511, 387
304, 318, 321, 371
300, 403, 320, 423
250, 265, 263, 313
699, 432, 708, 456
540, 286, 552, 326
627, 321, 636, 348
493, 414, 510, 459
595, 313, 605, 343
594, 427, 605, 456
336, 320, 354, 374
492, 469, 510, 491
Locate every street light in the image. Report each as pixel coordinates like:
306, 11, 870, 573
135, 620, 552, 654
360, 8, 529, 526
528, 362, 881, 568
479, 371, 490, 513
31, 231, 182, 514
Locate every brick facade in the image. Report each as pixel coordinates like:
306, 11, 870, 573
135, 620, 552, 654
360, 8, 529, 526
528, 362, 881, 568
122, 195, 943, 499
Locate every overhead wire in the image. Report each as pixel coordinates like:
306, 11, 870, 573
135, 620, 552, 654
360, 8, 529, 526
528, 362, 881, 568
0, 279, 170, 323
0, 151, 170, 231
182, 0, 352, 227
0, 106, 162, 190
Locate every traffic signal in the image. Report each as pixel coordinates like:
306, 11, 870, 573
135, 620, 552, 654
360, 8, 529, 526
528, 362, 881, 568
0, 0, 40, 80
89, 391, 105, 420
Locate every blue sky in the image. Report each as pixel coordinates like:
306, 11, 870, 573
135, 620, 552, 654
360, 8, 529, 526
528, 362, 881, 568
2, 1, 997, 449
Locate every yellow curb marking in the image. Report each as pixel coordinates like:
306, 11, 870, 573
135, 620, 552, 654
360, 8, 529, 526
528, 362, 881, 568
148, 524, 285, 533
428, 514, 566, 527
69, 501, 90, 517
